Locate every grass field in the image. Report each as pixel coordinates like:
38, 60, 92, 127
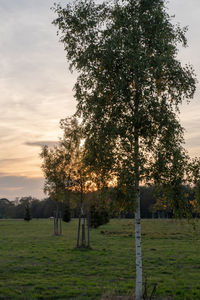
0, 219, 200, 299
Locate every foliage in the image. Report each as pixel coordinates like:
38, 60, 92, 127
40, 116, 98, 212
53, 2, 196, 295
53, 0, 196, 215
0, 197, 57, 219
0, 198, 12, 218
40, 116, 83, 202
2, 184, 200, 220
187, 158, 200, 215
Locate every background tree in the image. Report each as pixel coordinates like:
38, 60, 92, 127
40, 116, 95, 245
40, 117, 83, 234
17, 197, 33, 220
24, 203, 32, 222
187, 158, 200, 217
53, 0, 196, 298
0, 197, 59, 219
0, 198, 12, 219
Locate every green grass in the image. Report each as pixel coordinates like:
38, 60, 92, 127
0, 219, 199, 299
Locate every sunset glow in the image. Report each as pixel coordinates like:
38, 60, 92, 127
0, 0, 200, 199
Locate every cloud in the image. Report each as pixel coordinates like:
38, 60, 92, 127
0, 156, 42, 178
0, 158, 29, 163
0, 175, 45, 200
185, 136, 200, 148
25, 141, 58, 148
0, 157, 33, 169
2, 187, 24, 192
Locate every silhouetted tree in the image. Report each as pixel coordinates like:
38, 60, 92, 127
24, 204, 32, 221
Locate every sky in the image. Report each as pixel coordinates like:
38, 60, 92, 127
0, 0, 200, 200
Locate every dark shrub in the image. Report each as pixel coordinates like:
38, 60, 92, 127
90, 205, 110, 228
62, 205, 71, 222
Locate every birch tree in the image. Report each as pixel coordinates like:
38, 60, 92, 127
40, 117, 83, 235
40, 116, 95, 245
53, 0, 196, 298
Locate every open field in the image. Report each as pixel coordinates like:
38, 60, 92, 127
0, 219, 200, 299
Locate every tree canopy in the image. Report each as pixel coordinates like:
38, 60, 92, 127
53, 0, 196, 212
40, 117, 83, 201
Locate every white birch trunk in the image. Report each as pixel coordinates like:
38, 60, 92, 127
135, 188, 142, 300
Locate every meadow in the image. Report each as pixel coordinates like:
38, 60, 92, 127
0, 218, 199, 299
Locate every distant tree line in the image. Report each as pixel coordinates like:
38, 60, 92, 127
0, 197, 66, 219
0, 186, 199, 220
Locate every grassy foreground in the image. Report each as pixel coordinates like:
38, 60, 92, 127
0, 219, 199, 299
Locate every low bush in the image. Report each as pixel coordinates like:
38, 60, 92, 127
90, 205, 110, 228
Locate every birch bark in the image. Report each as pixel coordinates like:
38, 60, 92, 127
135, 188, 142, 300
134, 126, 142, 299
